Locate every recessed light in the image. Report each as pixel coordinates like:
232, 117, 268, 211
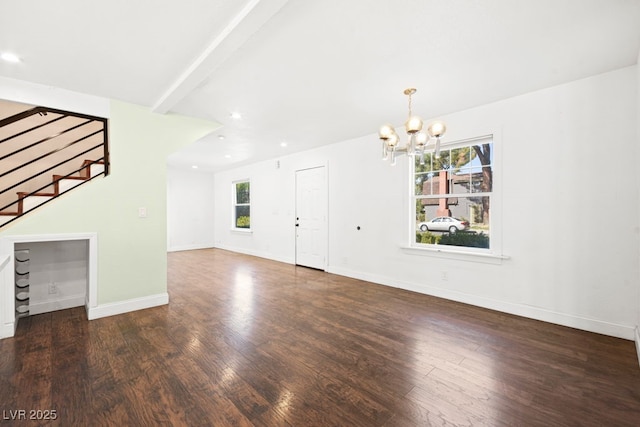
191, 165, 198, 169
280, 142, 288, 147
224, 154, 232, 159
217, 135, 225, 140
1, 52, 21, 63
230, 112, 242, 120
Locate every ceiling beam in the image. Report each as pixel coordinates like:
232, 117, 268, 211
152, 0, 289, 114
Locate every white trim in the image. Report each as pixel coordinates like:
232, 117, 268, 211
30, 295, 85, 316
0, 254, 9, 270
410, 132, 504, 257
401, 245, 510, 264
327, 265, 636, 340
1, 233, 96, 242
436, 134, 494, 150
0, 252, 14, 339
635, 326, 640, 368
0, 321, 14, 340
168, 244, 215, 252
231, 228, 253, 234
214, 243, 294, 265
294, 163, 329, 271
88, 293, 169, 320
232, 179, 251, 231
0, 76, 110, 118
88, 234, 98, 308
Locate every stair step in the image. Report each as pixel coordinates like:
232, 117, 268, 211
89, 162, 105, 178
53, 175, 86, 194
81, 160, 106, 179
60, 178, 85, 193
18, 192, 55, 198
18, 194, 52, 213
1, 158, 105, 228
55, 175, 85, 180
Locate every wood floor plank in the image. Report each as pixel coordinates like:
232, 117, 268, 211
1, 248, 639, 425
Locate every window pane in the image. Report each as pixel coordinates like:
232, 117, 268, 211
471, 143, 493, 166
450, 146, 471, 170
434, 150, 451, 171
235, 205, 250, 228
236, 182, 250, 204
415, 173, 432, 196
415, 196, 490, 248
452, 170, 472, 194
470, 143, 493, 193
414, 153, 433, 173
471, 166, 493, 192
417, 171, 449, 196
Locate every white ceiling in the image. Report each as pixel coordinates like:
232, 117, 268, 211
1, 0, 639, 171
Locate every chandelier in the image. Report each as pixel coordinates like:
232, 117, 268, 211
378, 88, 447, 166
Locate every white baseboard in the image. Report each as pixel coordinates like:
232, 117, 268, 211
30, 295, 85, 316
167, 243, 215, 252
87, 293, 169, 320
327, 266, 636, 341
214, 243, 295, 265
0, 321, 15, 339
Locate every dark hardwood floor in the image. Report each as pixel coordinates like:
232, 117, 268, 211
1, 248, 639, 426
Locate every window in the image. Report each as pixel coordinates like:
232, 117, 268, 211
233, 180, 251, 229
413, 136, 493, 250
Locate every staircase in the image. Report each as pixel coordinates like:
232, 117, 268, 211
0, 101, 109, 228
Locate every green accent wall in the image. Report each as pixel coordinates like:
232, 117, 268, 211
0, 100, 219, 304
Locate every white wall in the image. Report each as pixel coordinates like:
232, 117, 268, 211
167, 166, 216, 251
213, 66, 639, 340
214, 158, 299, 264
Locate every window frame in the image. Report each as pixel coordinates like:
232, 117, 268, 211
410, 134, 498, 256
232, 179, 251, 231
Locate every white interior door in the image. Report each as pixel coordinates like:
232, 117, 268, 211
295, 166, 327, 270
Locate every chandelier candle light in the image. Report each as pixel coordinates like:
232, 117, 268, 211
378, 88, 447, 166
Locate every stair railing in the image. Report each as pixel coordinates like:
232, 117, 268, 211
0, 106, 109, 227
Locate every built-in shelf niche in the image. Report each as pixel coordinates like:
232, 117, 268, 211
15, 240, 88, 316
0, 232, 98, 340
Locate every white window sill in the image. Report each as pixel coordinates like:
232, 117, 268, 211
231, 228, 253, 234
400, 245, 510, 264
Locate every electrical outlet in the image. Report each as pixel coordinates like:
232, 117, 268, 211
48, 283, 57, 294
441, 271, 448, 281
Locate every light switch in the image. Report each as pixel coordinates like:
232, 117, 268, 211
138, 207, 147, 218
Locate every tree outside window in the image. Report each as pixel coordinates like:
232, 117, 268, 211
234, 181, 250, 229
414, 136, 493, 249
